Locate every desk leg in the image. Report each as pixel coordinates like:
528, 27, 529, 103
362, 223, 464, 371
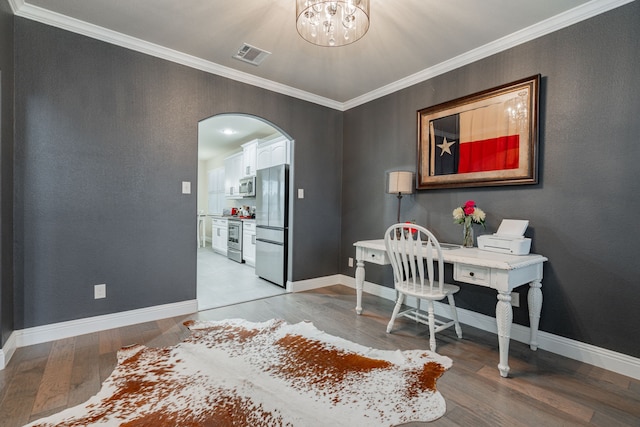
496, 292, 513, 378
528, 280, 543, 351
355, 256, 365, 315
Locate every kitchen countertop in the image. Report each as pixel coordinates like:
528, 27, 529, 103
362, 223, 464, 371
209, 215, 255, 221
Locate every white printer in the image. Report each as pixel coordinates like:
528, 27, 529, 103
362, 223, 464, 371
477, 219, 532, 255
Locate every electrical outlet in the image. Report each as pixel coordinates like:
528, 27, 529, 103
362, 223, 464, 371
348, 257, 354, 267
511, 292, 519, 307
94, 284, 106, 299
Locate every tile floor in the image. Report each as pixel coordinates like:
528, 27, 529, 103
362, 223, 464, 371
197, 247, 286, 311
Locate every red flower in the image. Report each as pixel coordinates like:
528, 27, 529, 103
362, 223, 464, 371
404, 221, 417, 234
463, 200, 476, 215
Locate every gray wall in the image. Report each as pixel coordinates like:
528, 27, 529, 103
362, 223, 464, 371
14, 18, 343, 329
341, 2, 640, 358
7, 1, 640, 362
0, 1, 14, 349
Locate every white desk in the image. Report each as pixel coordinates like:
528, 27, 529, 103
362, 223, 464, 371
354, 239, 547, 377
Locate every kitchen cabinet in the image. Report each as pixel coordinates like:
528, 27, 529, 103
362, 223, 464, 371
212, 217, 228, 255
257, 136, 289, 170
207, 167, 225, 215
241, 140, 258, 177
242, 220, 256, 266
224, 152, 243, 198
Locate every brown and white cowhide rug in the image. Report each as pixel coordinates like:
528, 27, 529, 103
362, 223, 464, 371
26, 319, 452, 427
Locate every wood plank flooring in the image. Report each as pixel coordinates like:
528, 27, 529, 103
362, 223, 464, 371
1, 285, 639, 426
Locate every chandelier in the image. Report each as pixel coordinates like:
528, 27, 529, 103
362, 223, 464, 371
296, 0, 370, 47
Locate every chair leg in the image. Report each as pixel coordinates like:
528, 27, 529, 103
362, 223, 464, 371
427, 300, 436, 352
387, 293, 405, 333
447, 294, 463, 339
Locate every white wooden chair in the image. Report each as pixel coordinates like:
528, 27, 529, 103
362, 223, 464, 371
384, 223, 462, 352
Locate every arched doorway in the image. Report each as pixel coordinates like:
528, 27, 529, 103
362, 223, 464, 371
196, 113, 293, 310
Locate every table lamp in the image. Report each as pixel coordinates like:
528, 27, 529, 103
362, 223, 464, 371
387, 171, 414, 223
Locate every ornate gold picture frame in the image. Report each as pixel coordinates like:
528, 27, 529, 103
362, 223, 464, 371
417, 75, 540, 189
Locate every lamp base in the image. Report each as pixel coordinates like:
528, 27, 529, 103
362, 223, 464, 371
396, 194, 403, 223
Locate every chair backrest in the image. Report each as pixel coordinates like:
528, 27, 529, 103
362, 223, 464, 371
384, 223, 445, 294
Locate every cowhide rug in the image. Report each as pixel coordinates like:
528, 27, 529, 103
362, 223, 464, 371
26, 319, 452, 426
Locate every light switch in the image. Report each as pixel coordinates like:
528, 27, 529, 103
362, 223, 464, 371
182, 181, 191, 194
94, 284, 106, 299
298, 188, 304, 199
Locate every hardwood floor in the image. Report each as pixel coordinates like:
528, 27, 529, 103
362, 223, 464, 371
1, 285, 639, 426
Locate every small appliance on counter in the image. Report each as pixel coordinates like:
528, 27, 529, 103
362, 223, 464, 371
238, 205, 256, 218
477, 219, 531, 255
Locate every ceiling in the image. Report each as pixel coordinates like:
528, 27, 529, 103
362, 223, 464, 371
9, 0, 630, 159
11, 0, 630, 110
198, 115, 280, 161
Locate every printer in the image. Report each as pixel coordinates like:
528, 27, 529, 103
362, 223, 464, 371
477, 219, 532, 255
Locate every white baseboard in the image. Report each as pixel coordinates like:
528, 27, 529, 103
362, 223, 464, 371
0, 299, 198, 370
0, 331, 17, 370
288, 274, 343, 293
338, 274, 640, 381
0, 275, 333, 369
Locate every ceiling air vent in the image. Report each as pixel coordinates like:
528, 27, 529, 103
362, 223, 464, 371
233, 43, 271, 66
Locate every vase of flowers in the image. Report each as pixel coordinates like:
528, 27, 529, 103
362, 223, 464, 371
453, 200, 486, 247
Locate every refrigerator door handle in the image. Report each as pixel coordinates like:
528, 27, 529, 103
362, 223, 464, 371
255, 238, 283, 245
256, 225, 285, 231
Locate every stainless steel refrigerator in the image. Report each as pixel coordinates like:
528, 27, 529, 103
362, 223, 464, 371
255, 164, 288, 287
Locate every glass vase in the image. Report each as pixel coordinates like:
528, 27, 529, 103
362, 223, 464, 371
462, 223, 474, 248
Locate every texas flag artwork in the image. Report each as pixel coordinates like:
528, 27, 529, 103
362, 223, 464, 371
417, 75, 538, 189
429, 101, 520, 176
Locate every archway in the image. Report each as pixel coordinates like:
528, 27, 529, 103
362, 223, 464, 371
196, 114, 294, 310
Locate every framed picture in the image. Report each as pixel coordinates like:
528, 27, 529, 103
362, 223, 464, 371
417, 75, 540, 189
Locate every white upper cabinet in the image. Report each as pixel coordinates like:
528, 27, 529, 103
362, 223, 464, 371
257, 136, 290, 170
241, 139, 258, 177
224, 152, 243, 198
207, 167, 225, 214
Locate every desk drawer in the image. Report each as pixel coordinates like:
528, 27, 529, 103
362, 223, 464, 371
362, 248, 388, 265
455, 263, 491, 286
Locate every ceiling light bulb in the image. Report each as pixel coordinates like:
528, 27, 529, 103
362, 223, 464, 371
343, 14, 355, 29
327, 2, 338, 16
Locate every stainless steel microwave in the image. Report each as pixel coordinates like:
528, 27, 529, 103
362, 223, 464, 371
239, 176, 255, 197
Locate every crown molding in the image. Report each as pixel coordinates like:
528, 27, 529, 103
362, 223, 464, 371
10, 0, 635, 112
10, 0, 342, 110
343, 0, 636, 110
6, 0, 18, 14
